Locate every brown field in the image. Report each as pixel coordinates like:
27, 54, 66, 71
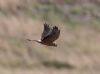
0, 0, 100, 74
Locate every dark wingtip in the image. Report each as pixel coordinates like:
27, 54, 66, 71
53, 26, 59, 30
44, 23, 46, 26
44, 23, 49, 27
58, 30, 60, 34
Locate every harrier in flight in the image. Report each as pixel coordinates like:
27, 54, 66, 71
27, 23, 60, 47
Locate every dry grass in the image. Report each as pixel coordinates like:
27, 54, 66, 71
0, 0, 100, 74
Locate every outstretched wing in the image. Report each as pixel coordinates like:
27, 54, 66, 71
42, 26, 60, 43
51, 26, 60, 42
41, 23, 52, 40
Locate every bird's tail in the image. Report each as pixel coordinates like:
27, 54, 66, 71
26, 39, 41, 43
26, 39, 36, 41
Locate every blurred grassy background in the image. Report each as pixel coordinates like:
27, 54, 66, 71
0, 0, 100, 74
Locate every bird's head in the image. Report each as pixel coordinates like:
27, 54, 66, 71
52, 43, 57, 47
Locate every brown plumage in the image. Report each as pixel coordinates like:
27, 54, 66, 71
27, 23, 60, 47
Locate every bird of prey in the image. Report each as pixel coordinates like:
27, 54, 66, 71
27, 23, 60, 47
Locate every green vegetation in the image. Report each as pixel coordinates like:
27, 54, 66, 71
42, 61, 75, 69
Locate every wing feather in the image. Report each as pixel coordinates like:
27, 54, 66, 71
42, 26, 60, 43
41, 23, 51, 40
